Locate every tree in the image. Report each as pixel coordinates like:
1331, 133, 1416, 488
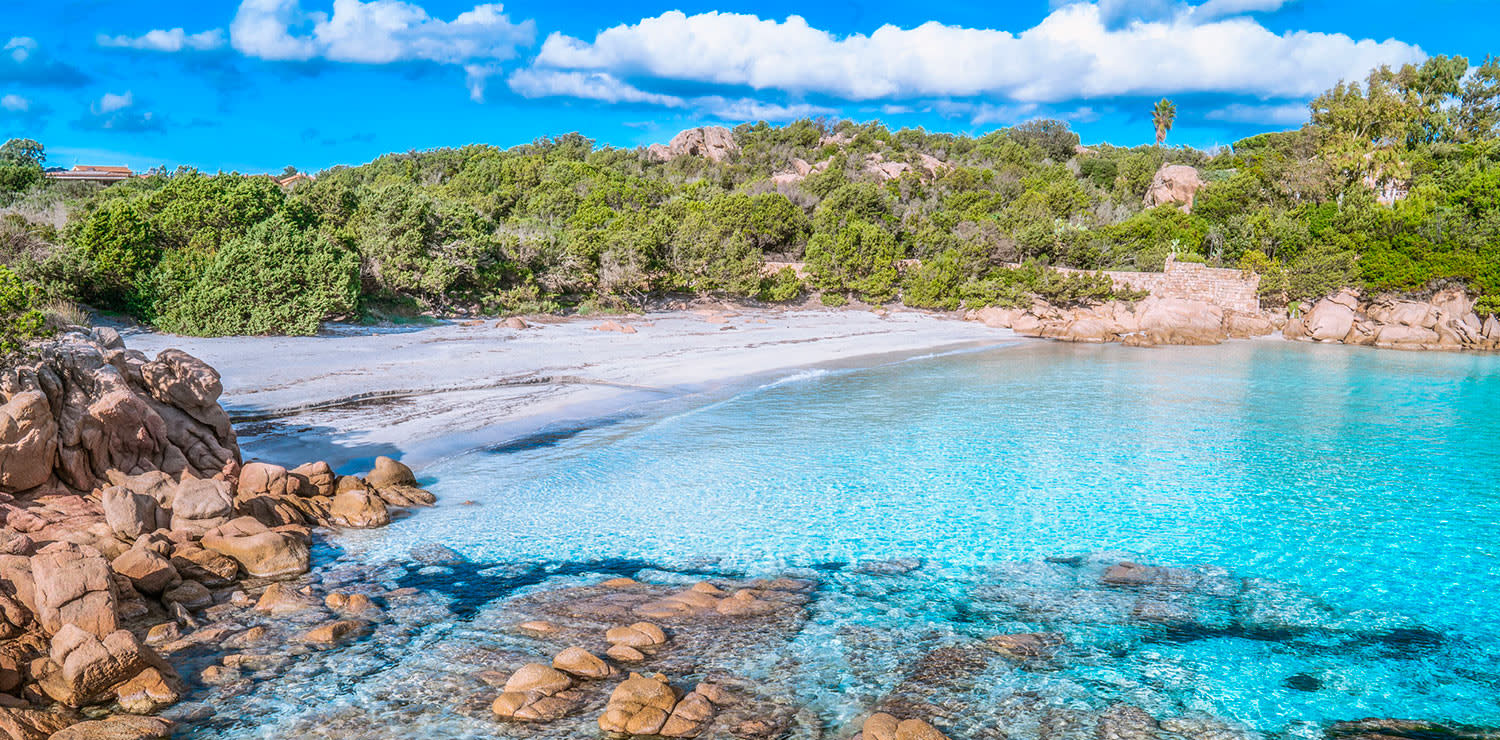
1152, 99, 1177, 145
1459, 56, 1500, 142
0, 139, 45, 196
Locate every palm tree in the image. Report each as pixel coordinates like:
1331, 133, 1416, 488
1153, 99, 1177, 145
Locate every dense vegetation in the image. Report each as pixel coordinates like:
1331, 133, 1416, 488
2, 56, 1499, 339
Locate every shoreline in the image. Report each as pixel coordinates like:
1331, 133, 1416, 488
118, 306, 1015, 471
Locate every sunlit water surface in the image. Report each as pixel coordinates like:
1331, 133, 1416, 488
186, 340, 1500, 737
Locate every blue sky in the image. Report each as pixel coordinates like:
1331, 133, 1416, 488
1, 0, 1494, 173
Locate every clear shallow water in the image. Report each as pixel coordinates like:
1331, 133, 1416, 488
187, 340, 1500, 737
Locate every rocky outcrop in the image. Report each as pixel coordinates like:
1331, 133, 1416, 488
1285, 287, 1498, 351
966, 296, 1272, 347
0, 330, 437, 737
1143, 164, 1205, 213
647, 127, 738, 163
0, 328, 238, 496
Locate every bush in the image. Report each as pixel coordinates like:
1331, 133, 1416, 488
0, 265, 46, 358
804, 220, 903, 303
72, 200, 159, 313
153, 214, 359, 336
757, 266, 804, 302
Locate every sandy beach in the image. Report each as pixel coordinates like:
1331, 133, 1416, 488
120, 307, 1012, 471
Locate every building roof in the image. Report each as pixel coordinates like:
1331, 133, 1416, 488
43, 165, 136, 182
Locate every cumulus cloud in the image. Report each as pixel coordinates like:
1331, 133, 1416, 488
1192, 0, 1294, 21
95, 91, 134, 114
530, 3, 1421, 104
98, 28, 227, 52
508, 69, 683, 107
75, 91, 164, 133
507, 68, 830, 121
1205, 101, 1309, 125
1, 94, 29, 112
230, 0, 534, 64
5, 37, 36, 63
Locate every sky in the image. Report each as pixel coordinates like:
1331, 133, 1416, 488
0, 0, 1494, 173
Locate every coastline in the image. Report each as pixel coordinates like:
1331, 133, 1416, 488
118, 306, 1014, 471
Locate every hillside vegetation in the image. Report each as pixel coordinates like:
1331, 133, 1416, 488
2, 56, 1499, 338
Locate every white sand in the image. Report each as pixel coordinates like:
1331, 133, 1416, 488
122, 307, 1012, 471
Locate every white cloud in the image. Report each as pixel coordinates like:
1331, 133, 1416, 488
98, 28, 226, 52
5, 37, 37, 63
1205, 101, 1309, 125
699, 97, 834, 121
506, 69, 831, 122
230, 0, 534, 64
508, 69, 684, 107
1, 94, 28, 112
1192, 0, 1292, 21
531, 3, 1421, 104
95, 91, 134, 114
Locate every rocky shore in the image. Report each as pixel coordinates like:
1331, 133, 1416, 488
0, 327, 434, 738
964, 286, 1500, 351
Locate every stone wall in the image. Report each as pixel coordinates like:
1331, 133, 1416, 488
764, 256, 1262, 314
1059, 258, 1261, 313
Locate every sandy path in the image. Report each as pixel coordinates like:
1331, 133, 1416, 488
122, 307, 1012, 471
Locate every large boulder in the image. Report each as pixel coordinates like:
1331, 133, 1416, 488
201, 517, 309, 578
236, 462, 295, 499
108, 547, 179, 595
48, 715, 174, 740
1143, 165, 1205, 213
328, 486, 390, 529
1300, 290, 1360, 342
0, 391, 58, 493
167, 478, 233, 536
597, 672, 678, 735
38, 624, 163, 707
0, 706, 77, 739
290, 461, 335, 497
1134, 297, 1226, 345
647, 127, 738, 163
30, 542, 118, 637
100, 487, 169, 541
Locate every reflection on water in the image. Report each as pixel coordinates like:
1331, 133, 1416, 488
179, 340, 1500, 737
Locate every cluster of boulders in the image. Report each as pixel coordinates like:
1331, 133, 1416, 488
1286, 286, 1500, 351
0, 329, 435, 738
771, 151, 950, 186
647, 127, 739, 163
966, 296, 1276, 346
480, 575, 817, 738
0, 327, 238, 499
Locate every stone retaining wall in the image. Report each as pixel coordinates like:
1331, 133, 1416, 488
1056, 258, 1261, 313
763, 257, 1262, 314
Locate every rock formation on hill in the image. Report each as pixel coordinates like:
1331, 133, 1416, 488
0, 328, 434, 737
1285, 286, 1499, 351
647, 127, 739, 163
1143, 164, 1205, 213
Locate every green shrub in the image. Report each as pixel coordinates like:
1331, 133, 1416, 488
154, 214, 359, 336
804, 220, 902, 303
73, 200, 159, 313
757, 266, 804, 302
0, 265, 46, 358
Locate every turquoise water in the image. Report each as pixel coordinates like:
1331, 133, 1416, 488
181, 340, 1500, 737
